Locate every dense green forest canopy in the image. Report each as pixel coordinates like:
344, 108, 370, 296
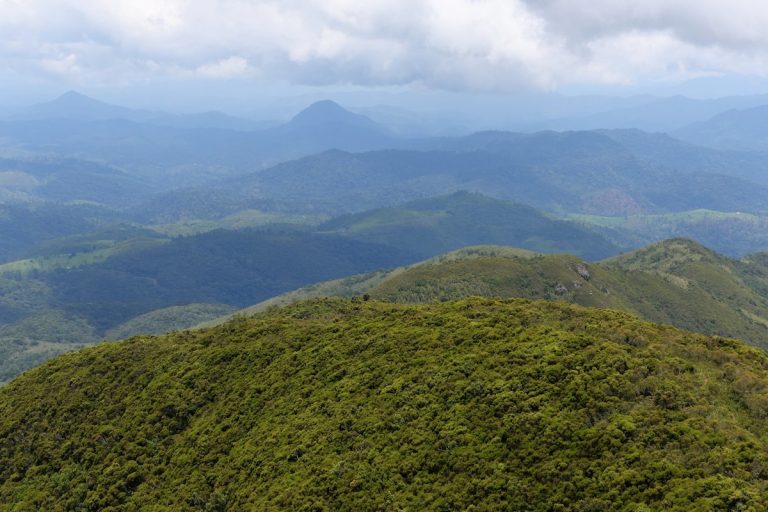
3, 298, 768, 510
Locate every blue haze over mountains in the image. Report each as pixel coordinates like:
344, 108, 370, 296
3, 89, 768, 222
3, 89, 768, 245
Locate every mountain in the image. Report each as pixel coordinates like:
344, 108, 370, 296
544, 94, 768, 132
288, 100, 381, 129
320, 191, 618, 260
0, 118, 262, 186
0, 98, 399, 189
6, 94, 768, 217
14, 91, 157, 122
597, 129, 768, 186
13, 91, 274, 131
265, 100, 395, 154
225, 239, 768, 350
674, 104, 768, 151
198, 131, 768, 220
3, 298, 768, 509
0, 156, 149, 206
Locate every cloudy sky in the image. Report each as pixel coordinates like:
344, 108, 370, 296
2, 0, 768, 104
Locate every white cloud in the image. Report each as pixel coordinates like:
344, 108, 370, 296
39, 52, 79, 76
195, 56, 252, 79
1, 0, 768, 90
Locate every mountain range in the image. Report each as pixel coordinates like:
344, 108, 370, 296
1, 92, 767, 222
5, 90, 768, 510
128, 131, 768, 225
10, 186, 768, 383
0, 93, 398, 188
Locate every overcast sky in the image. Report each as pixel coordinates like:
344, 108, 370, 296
2, 0, 768, 105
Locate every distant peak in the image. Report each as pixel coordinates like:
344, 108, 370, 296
53, 90, 97, 103
291, 100, 349, 120
18, 90, 157, 122
60, 90, 86, 98
29, 90, 112, 111
289, 100, 377, 128
305, 99, 346, 112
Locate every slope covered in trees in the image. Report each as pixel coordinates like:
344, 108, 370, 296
321, 191, 618, 260
229, 240, 768, 349
2, 298, 768, 510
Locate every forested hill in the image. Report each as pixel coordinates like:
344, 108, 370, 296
2, 298, 768, 510
225, 239, 768, 349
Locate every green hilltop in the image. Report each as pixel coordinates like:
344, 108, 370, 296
320, 191, 618, 260
223, 239, 768, 349
3, 298, 768, 510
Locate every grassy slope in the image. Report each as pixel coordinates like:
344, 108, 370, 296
371, 244, 768, 348
220, 240, 768, 349
3, 298, 768, 510
205, 246, 540, 324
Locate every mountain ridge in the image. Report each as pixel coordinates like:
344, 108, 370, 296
213, 239, 768, 349
674, 103, 768, 151
15, 91, 158, 122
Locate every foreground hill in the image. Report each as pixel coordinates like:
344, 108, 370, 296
229, 240, 768, 349
3, 298, 768, 510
